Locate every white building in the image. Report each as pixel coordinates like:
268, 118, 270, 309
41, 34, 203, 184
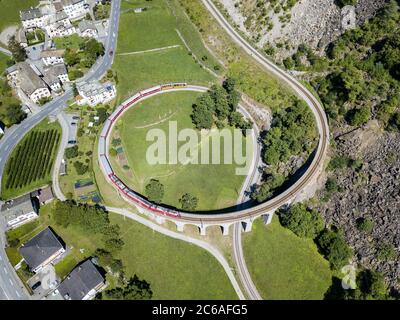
1, 194, 39, 230
16, 62, 51, 104
40, 49, 65, 66
76, 81, 116, 106
20, 8, 49, 30
61, 0, 89, 20
44, 11, 76, 38
44, 63, 69, 86
78, 20, 97, 38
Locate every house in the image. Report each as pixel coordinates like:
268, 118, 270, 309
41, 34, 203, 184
45, 11, 76, 38
78, 20, 97, 38
76, 81, 116, 106
19, 227, 65, 273
57, 259, 106, 300
20, 7, 49, 30
6, 65, 19, 87
16, 62, 52, 103
38, 187, 54, 205
61, 0, 89, 20
1, 193, 39, 229
44, 63, 69, 84
40, 49, 65, 66
16, 29, 28, 48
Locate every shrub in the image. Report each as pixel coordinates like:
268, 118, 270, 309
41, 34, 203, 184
279, 203, 325, 239
145, 179, 164, 203
356, 217, 374, 233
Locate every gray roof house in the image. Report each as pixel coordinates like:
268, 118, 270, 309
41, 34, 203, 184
17, 62, 51, 101
20, 8, 44, 21
78, 20, 96, 33
57, 259, 106, 300
19, 227, 65, 273
1, 193, 39, 229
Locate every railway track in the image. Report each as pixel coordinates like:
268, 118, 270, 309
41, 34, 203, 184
98, 1, 329, 226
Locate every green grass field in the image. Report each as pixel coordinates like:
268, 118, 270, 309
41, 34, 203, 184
111, 91, 251, 210
6, 202, 237, 299
1, 119, 61, 200
242, 217, 332, 300
0, 0, 38, 33
113, 0, 216, 102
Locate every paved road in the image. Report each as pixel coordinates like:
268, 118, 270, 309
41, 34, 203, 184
0, 0, 121, 300
0, 47, 11, 57
106, 206, 245, 300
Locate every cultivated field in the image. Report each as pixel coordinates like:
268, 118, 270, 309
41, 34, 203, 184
110, 91, 251, 211
2, 119, 61, 199
242, 217, 332, 300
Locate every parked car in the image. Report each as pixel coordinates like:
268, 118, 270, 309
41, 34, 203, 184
31, 281, 41, 290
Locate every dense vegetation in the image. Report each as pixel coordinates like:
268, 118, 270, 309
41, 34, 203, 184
0, 79, 26, 127
251, 99, 317, 203
307, 1, 400, 130
102, 275, 152, 300
56, 35, 105, 80
191, 78, 252, 133
3, 128, 60, 192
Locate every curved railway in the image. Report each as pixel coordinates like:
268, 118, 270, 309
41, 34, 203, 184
98, 80, 328, 225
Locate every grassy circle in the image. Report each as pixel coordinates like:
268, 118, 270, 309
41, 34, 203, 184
109, 91, 251, 211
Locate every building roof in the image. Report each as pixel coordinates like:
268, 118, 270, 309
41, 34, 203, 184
1, 193, 37, 224
20, 8, 44, 21
54, 2, 64, 12
57, 259, 105, 300
38, 187, 54, 203
61, 0, 84, 7
77, 81, 114, 98
44, 63, 67, 78
17, 62, 48, 96
6, 64, 18, 75
40, 49, 65, 59
78, 20, 96, 33
16, 29, 27, 44
19, 227, 64, 271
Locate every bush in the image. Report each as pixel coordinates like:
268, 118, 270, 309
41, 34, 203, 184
375, 242, 396, 261
346, 107, 371, 126
317, 229, 353, 270
179, 193, 198, 211
65, 145, 79, 159
356, 217, 374, 233
145, 179, 164, 203
109, 148, 117, 157
73, 161, 88, 175
279, 203, 325, 239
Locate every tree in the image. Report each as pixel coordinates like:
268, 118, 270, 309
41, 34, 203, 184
8, 36, 26, 62
279, 203, 325, 239
191, 102, 213, 129
317, 229, 353, 270
96, 107, 109, 123
65, 145, 79, 159
109, 148, 117, 156
73, 161, 88, 175
336, 0, 358, 8
345, 270, 389, 300
103, 275, 152, 300
209, 85, 229, 120
145, 179, 164, 203
179, 193, 198, 211
346, 106, 371, 126
5, 104, 26, 125
72, 83, 79, 97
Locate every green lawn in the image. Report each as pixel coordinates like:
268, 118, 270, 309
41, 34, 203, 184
1, 118, 61, 200
6, 202, 237, 299
109, 214, 237, 299
111, 91, 250, 210
242, 216, 332, 300
0, 0, 38, 33
112, 0, 216, 102
0, 52, 10, 72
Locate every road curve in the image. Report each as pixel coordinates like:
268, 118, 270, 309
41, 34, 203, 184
105, 206, 245, 300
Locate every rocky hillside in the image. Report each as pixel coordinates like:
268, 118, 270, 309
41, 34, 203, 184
317, 121, 399, 290
218, 0, 388, 59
